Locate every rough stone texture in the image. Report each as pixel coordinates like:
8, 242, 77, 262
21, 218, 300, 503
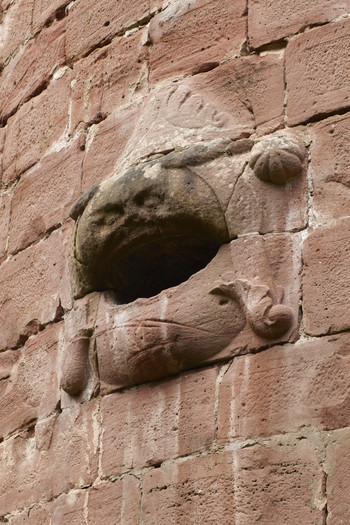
81, 104, 141, 191
227, 159, 308, 235
286, 19, 350, 125
310, 112, 350, 223
149, 0, 247, 83
0, 323, 62, 439
0, 0, 33, 65
32, 0, 70, 33
248, 0, 350, 49
101, 367, 218, 476
0, 402, 99, 515
9, 491, 87, 524
218, 334, 350, 442
8, 139, 83, 254
65, 0, 150, 61
141, 452, 236, 524
2, 71, 71, 183
88, 477, 141, 524
0, 190, 11, 261
0, 225, 71, 351
119, 55, 284, 169
303, 217, 350, 336
325, 428, 350, 524
0, 21, 66, 125
233, 439, 324, 523
0, 0, 350, 522
70, 30, 147, 132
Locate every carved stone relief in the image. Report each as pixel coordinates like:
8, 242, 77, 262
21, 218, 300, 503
61, 124, 306, 397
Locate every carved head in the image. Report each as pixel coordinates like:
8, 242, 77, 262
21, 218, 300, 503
61, 95, 306, 397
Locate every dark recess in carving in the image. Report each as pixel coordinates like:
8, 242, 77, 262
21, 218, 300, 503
108, 236, 221, 303
70, 159, 230, 302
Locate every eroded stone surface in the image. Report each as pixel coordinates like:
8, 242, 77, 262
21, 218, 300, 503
218, 334, 350, 442
149, 0, 247, 82
0, 225, 71, 351
325, 428, 350, 524
70, 30, 147, 132
3, 71, 71, 183
0, 402, 99, 515
0, 20, 66, 125
141, 452, 236, 524
286, 19, 350, 125
248, 0, 350, 49
101, 367, 217, 475
32, 0, 70, 33
8, 139, 83, 255
310, 112, 350, 223
66, 0, 150, 61
0, 0, 33, 65
233, 439, 324, 524
249, 132, 307, 185
0, 324, 62, 440
303, 218, 350, 336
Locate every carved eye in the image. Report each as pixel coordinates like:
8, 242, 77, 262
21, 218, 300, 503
134, 189, 163, 208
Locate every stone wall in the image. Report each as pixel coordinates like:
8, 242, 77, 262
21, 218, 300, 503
0, 0, 350, 523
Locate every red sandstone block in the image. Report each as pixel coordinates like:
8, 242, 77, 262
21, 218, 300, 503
148, 0, 247, 83
8, 491, 87, 524
66, 0, 149, 61
70, 31, 147, 132
0, 349, 19, 414
0, 21, 66, 124
32, 0, 70, 33
233, 440, 324, 523
82, 104, 141, 191
0, 402, 99, 515
310, 112, 350, 223
0, 190, 11, 261
8, 505, 50, 524
51, 491, 87, 525
120, 54, 285, 166
101, 367, 218, 476
8, 139, 83, 255
141, 452, 235, 524
228, 153, 308, 235
187, 54, 285, 131
248, 0, 350, 49
303, 218, 350, 336
286, 19, 350, 126
0, 0, 33, 65
1, 0, 13, 10
325, 428, 350, 524
0, 126, 6, 181
88, 477, 141, 524
2, 71, 71, 183
10, 491, 86, 524
0, 225, 72, 351
0, 324, 62, 440
218, 334, 350, 442
0, 349, 19, 384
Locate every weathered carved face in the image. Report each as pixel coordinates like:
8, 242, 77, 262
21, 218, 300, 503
61, 131, 306, 397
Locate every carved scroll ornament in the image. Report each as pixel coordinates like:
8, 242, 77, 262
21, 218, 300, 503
61, 132, 306, 396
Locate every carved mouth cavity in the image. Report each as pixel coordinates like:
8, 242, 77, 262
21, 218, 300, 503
70, 160, 230, 303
